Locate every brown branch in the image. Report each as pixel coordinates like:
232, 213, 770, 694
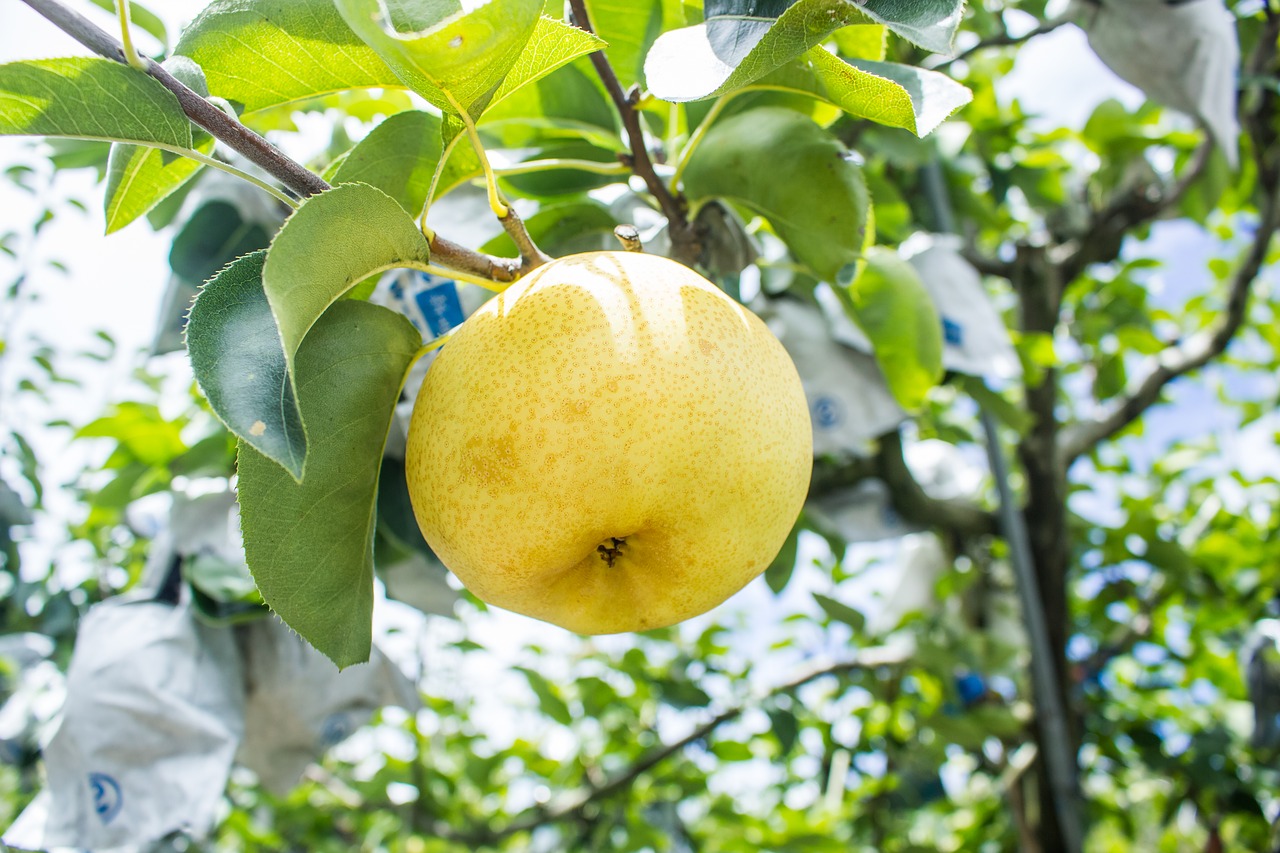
20, 0, 327, 199
939, 15, 1070, 69
1054, 138, 1215, 286
437, 646, 911, 845
1058, 186, 1280, 465
498, 206, 552, 270
22, 0, 534, 284
876, 429, 999, 537
566, 0, 700, 266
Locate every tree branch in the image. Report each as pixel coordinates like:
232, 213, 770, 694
875, 429, 999, 537
1059, 186, 1280, 464
20, 0, 328, 199
1054, 138, 1215, 286
939, 15, 1071, 69
21, 0, 535, 284
566, 0, 700, 266
438, 646, 911, 845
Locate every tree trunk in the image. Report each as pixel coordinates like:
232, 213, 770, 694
1015, 248, 1079, 853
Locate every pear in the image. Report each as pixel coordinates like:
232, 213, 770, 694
406, 251, 811, 633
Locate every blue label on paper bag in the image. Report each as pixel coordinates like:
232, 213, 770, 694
89, 771, 122, 824
389, 271, 465, 340
942, 317, 963, 346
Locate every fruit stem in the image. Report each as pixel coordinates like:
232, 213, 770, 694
596, 537, 626, 568
613, 225, 643, 252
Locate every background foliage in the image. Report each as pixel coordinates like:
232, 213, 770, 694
2, 0, 1280, 851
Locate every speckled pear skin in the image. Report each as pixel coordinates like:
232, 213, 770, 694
405, 251, 812, 634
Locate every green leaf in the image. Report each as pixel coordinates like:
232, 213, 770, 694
85, 0, 169, 50
682, 106, 869, 282
833, 24, 887, 60
263, 182, 432, 389
237, 300, 421, 668
489, 16, 607, 107
104, 138, 211, 233
169, 200, 271, 285
755, 48, 917, 133
104, 58, 214, 233
515, 666, 574, 725
814, 592, 865, 631
645, 0, 872, 103
585, 0, 684, 90
837, 246, 943, 412
854, 0, 965, 54
768, 706, 800, 755
0, 57, 191, 148
330, 110, 480, 216
334, 0, 542, 118
177, 3, 596, 120
846, 59, 971, 136
187, 251, 306, 479
175, 0, 396, 114
77, 402, 186, 466
711, 740, 754, 761
764, 519, 801, 594
480, 59, 622, 150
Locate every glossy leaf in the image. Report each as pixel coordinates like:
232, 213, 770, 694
169, 200, 271, 285
104, 135, 213, 233
855, 0, 965, 54
187, 251, 306, 479
585, 0, 684, 89
0, 57, 191, 147
847, 58, 972, 136
330, 110, 480, 216
237, 300, 421, 668
645, 0, 871, 103
833, 23, 887, 60
489, 16, 607, 107
755, 48, 917, 133
334, 0, 542, 118
480, 59, 622, 150
703, 0, 964, 54
682, 106, 869, 282
103, 59, 213, 233
177, 3, 598, 119
262, 182, 432, 382
837, 246, 943, 412
175, 0, 396, 114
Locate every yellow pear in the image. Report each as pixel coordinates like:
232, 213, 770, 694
405, 251, 811, 633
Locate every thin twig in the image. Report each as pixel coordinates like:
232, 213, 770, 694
498, 206, 552, 269
939, 15, 1070, 69
566, 0, 699, 265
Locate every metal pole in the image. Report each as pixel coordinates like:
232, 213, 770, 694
922, 159, 1084, 853
980, 408, 1084, 853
